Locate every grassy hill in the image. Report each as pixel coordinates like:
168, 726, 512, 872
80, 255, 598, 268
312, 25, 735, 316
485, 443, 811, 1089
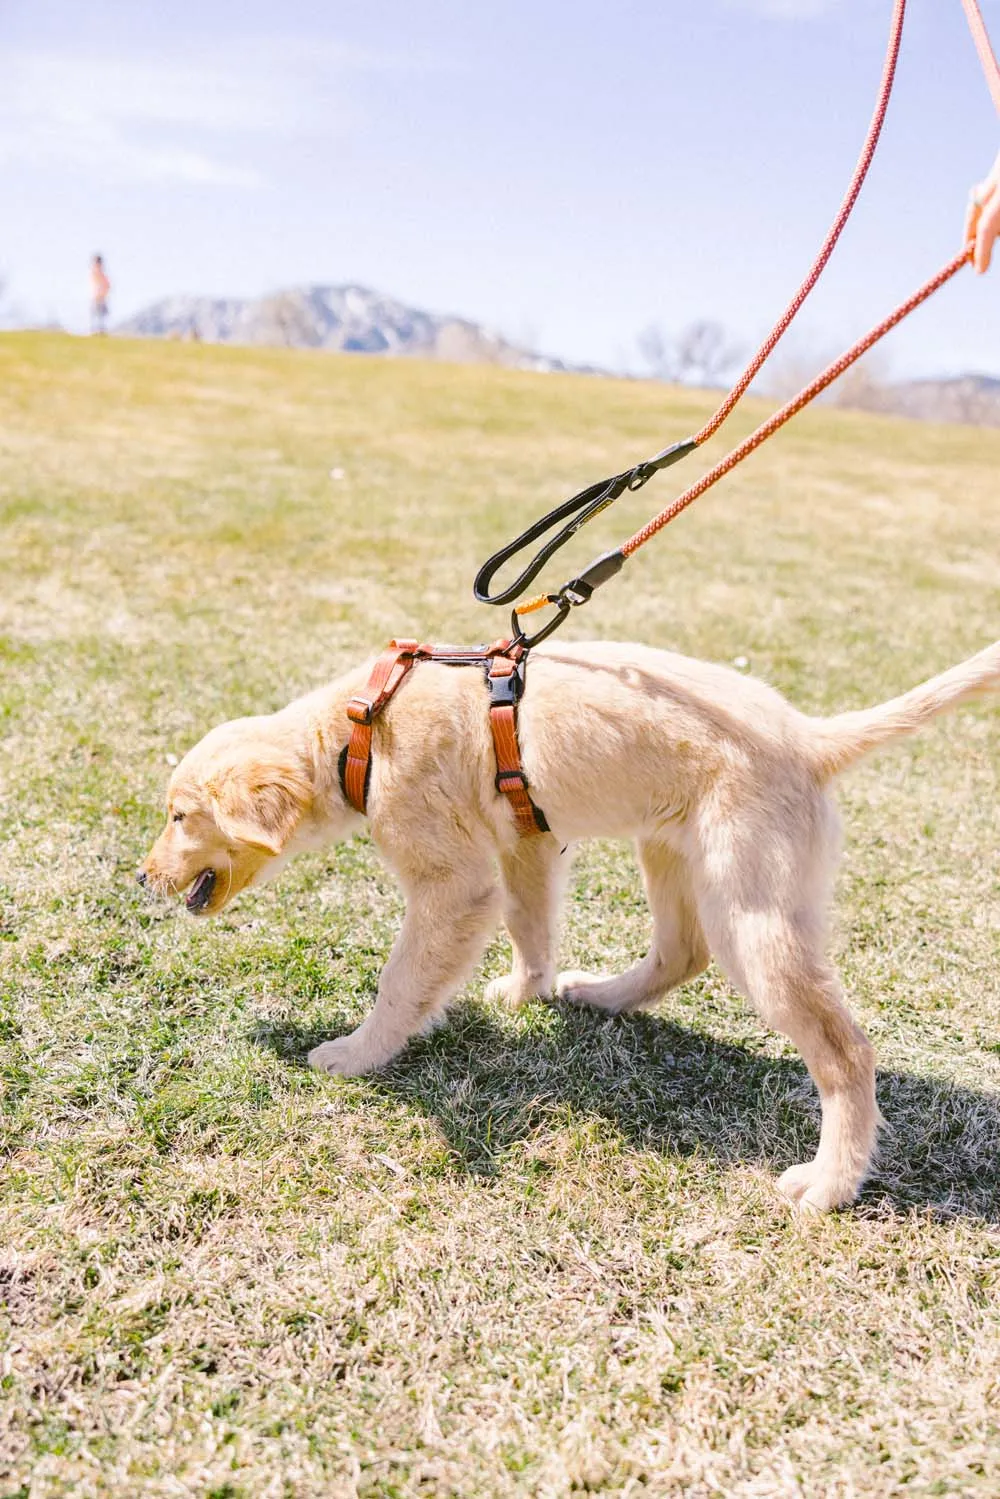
1, 331, 998, 1497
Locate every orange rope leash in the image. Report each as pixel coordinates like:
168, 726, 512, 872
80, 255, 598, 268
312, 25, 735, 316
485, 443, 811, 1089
475, 2, 912, 627
476, 0, 997, 641
515, 242, 974, 609
693, 0, 906, 447
961, 0, 1000, 117
620, 0, 997, 561
621, 247, 973, 558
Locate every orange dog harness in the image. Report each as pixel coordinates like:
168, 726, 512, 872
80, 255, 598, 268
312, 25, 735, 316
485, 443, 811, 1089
339, 638, 549, 837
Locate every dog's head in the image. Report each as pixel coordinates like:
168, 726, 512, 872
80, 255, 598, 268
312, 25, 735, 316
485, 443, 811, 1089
138, 717, 312, 916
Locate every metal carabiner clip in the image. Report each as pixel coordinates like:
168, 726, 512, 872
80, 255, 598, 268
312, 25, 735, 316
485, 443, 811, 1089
510, 594, 571, 650
509, 547, 630, 649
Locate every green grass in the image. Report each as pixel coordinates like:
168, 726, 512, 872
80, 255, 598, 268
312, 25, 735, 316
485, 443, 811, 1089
1, 330, 998, 1497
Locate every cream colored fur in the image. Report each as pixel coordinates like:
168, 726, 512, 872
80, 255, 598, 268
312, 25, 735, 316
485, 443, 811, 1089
141, 637, 1000, 1214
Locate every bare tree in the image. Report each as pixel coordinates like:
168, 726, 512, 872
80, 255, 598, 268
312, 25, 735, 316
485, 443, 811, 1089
758, 338, 833, 402
943, 378, 1000, 425
638, 318, 743, 387
827, 349, 892, 414
637, 322, 671, 378
673, 320, 743, 386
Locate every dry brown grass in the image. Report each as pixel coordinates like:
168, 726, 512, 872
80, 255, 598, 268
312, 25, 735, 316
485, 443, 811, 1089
0, 331, 998, 1496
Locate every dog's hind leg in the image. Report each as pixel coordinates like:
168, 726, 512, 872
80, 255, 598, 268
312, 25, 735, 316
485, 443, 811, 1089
693, 806, 877, 1214
558, 840, 709, 1014
309, 853, 501, 1076
486, 836, 570, 1008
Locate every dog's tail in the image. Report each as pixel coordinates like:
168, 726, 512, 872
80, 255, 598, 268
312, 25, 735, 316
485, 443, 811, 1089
807, 640, 1000, 783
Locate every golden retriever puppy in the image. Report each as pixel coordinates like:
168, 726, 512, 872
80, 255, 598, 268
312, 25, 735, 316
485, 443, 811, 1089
140, 638, 999, 1213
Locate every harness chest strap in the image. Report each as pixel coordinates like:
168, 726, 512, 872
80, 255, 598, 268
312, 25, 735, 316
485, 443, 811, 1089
339, 639, 549, 836
341, 638, 422, 813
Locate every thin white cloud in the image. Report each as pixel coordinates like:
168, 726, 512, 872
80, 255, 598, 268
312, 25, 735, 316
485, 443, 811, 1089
0, 38, 445, 188
0, 112, 264, 189
0, 50, 270, 186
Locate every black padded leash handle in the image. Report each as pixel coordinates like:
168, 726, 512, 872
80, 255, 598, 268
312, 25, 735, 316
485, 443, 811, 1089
473, 438, 696, 608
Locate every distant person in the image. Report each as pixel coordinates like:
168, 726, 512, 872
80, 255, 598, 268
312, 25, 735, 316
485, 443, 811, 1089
90, 255, 110, 335
966, 150, 1000, 273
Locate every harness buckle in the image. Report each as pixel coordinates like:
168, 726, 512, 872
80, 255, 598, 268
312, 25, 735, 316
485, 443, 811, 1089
487, 660, 525, 707
346, 696, 375, 725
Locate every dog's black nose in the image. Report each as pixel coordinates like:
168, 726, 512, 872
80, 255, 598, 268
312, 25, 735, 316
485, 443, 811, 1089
136, 870, 148, 888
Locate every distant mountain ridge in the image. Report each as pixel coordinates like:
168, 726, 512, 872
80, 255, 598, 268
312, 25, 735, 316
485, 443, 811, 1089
114, 284, 1000, 426
868, 373, 1000, 427
115, 283, 592, 373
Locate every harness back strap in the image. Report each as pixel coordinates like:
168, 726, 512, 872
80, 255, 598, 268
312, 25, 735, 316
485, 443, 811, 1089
340, 638, 548, 836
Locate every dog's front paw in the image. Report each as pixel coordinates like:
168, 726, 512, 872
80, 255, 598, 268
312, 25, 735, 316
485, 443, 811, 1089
485, 973, 550, 1009
308, 1035, 376, 1077
556, 970, 615, 1009
777, 1160, 859, 1215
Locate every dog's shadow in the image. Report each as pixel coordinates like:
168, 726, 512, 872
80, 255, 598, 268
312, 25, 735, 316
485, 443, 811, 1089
253, 1002, 1000, 1224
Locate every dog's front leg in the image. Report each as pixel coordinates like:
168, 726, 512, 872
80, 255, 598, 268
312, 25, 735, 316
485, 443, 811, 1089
485, 836, 569, 1008
309, 859, 500, 1077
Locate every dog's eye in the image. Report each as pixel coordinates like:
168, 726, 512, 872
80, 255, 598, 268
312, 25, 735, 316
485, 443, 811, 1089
172, 811, 185, 824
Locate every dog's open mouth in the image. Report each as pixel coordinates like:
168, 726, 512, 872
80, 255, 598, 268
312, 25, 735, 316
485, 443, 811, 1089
185, 869, 217, 912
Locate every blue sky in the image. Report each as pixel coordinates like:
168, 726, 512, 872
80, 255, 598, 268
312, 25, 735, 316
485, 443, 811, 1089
2, 0, 998, 378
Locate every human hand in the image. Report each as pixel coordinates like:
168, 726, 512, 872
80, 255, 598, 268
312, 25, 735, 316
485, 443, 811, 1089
964, 149, 1000, 272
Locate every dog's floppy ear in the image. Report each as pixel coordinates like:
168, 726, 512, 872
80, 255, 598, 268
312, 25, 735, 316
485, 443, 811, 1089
210, 753, 311, 855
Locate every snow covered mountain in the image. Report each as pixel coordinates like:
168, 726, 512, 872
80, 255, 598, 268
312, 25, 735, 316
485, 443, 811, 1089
116, 284, 589, 372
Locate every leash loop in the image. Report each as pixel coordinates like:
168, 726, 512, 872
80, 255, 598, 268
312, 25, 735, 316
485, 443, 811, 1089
473, 470, 630, 607
474, 437, 696, 612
